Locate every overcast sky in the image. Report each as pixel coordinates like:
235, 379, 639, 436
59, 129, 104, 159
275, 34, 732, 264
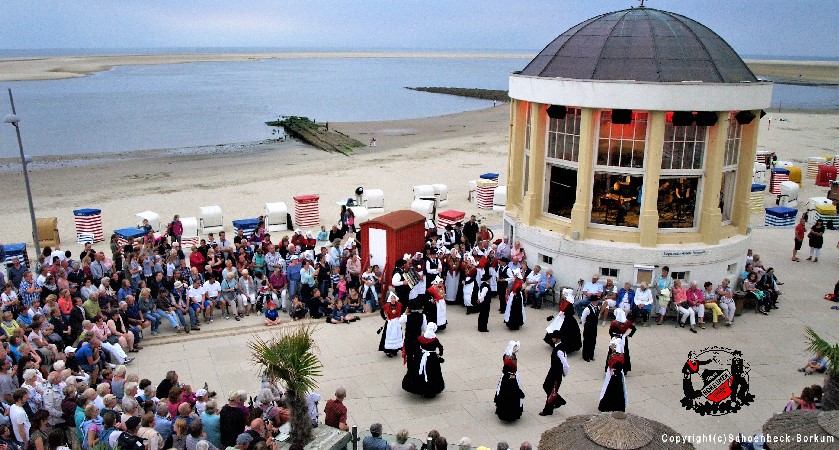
2, 0, 836, 58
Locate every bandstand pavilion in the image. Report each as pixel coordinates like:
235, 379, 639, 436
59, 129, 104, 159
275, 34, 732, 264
503, 7, 773, 287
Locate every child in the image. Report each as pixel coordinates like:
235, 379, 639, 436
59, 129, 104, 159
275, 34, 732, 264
330, 266, 342, 298
264, 301, 282, 327
290, 295, 307, 321
316, 226, 329, 243
256, 280, 272, 313
784, 386, 816, 412
336, 275, 349, 301
194, 389, 208, 414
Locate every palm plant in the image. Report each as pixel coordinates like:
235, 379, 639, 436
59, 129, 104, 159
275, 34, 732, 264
805, 326, 839, 410
250, 324, 323, 448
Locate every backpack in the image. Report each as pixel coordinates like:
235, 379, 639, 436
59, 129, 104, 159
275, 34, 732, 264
118, 432, 145, 450
79, 420, 95, 450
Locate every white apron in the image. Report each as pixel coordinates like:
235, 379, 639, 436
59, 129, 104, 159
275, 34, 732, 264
384, 318, 403, 350
435, 300, 447, 326
463, 280, 475, 307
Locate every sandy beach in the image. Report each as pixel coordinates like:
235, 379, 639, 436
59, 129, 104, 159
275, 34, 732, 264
0, 105, 836, 253
0, 52, 533, 82
1, 53, 836, 85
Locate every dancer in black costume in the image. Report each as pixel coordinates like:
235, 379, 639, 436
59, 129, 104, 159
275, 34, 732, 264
401, 299, 427, 395
581, 297, 601, 361
543, 289, 581, 353
598, 337, 628, 412
494, 340, 524, 422
413, 323, 445, 398
539, 330, 569, 416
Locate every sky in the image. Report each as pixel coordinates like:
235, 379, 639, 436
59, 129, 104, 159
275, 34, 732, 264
1, 0, 837, 58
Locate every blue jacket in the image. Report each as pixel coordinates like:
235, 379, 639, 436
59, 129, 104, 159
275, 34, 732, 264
616, 288, 635, 309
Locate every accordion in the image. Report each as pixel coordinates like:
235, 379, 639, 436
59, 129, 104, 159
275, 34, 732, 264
405, 269, 422, 288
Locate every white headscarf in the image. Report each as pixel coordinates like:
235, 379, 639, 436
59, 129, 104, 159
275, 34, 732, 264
504, 341, 520, 357
423, 322, 438, 340
614, 308, 627, 324
562, 288, 574, 303
432, 276, 443, 285
512, 268, 523, 279
387, 291, 399, 303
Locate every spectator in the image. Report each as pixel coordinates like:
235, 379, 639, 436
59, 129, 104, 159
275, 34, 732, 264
520, 442, 532, 450
575, 274, 603, 317
632, 282, 654, 326
799, 352, 829, 375
324, 387, 349, 431
139, 412, 164, 450
220, 391, 248, 448
457, 437, 471, 450
201, 400, 222, 449
532, 269, 556, 310
363, 423, 389, 450
234, 433, 253, 450
497, 442, 509, 450
393, 429, 416, 450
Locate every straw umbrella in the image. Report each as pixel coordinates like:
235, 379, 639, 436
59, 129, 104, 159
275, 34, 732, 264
762, 410, 839, 449
538, 411, 695, 450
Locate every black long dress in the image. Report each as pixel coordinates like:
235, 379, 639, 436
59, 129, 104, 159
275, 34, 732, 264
414, 337, 445, 398
477, 281, 492, 332
494, 356, 524, 422
543, 300, 582, 353
401, 309, 426, 394
582, 303, 600, 361
505, 287, 525, 330
598, 353, 627, 412
607, 320, 637, 373
541, 343, 568, 413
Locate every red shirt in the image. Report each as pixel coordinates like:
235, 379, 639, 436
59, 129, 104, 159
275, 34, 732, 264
324, 399, 347, 429
795, 222, 806, 240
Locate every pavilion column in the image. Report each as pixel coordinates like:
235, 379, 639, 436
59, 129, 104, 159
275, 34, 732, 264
698, 112, 729, 244
732, 111, 760, 234
522, 103, 546, 226
506, 100, 527, 209
570, 108, 596, 239
639, 111, 666, 247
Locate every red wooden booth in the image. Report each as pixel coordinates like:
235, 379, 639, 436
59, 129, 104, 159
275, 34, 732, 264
360, 210, 425, 291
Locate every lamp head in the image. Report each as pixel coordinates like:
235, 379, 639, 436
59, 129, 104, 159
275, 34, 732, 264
3, 114, 19, 125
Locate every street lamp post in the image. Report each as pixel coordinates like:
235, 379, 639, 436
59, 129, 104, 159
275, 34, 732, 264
4, 88, 41, 258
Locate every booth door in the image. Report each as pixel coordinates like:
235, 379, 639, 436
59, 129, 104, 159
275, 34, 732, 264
369, 228, 388, 269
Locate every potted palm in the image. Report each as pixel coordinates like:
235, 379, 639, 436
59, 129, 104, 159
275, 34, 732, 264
805, 326, 839, 410
250, 324, 323, 448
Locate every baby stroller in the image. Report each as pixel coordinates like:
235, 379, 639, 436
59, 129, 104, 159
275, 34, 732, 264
256, 288, 272, 314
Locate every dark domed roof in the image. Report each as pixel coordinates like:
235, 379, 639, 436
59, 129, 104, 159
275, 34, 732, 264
520, 7, 758, 83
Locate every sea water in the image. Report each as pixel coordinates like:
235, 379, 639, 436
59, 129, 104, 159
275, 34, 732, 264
0, 55, 836, 157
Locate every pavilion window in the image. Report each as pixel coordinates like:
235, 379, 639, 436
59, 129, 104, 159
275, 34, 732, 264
661, 122, 706, 170
545, 165, 576, 219
597, 111, 648, 168
547, 107, 581, 162
720, 113, 742, 224
657, 176, 701, 229
522, 105, 532, 199
590, 172, 643, 228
